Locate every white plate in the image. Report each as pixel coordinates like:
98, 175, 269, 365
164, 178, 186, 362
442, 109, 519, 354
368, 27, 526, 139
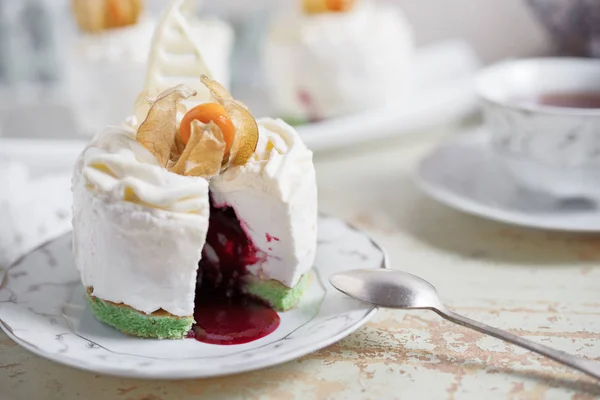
0, 215, 387, 379
415, 129, 600, 232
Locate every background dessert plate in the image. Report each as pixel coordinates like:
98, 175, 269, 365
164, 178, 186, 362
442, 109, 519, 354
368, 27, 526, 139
295, 40, 480, 151
415, 128, 600, 232
0, 214, 387, 379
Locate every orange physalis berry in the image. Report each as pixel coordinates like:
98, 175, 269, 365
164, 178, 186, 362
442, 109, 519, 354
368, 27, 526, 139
180, 103, 236, 154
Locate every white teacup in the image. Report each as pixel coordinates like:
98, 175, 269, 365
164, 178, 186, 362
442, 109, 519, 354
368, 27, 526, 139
477, 58, 600, 201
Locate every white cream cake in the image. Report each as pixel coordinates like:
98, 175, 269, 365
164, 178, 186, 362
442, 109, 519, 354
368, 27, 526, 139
71, 0, 318, 340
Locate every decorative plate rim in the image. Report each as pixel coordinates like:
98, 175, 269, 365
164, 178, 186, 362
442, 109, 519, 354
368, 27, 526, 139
0, 214, 388, 379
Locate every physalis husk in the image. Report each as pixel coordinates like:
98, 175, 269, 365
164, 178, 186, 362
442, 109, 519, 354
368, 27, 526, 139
199, 75, 259, 167
168, 121, 226, 177
136, 85, 195, 167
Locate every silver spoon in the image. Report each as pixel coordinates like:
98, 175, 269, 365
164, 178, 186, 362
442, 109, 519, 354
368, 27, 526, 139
330, 269, 600, 380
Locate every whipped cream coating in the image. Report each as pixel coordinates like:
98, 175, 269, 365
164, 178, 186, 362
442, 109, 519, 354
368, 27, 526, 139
211, 118, 318, 287
72, 118, 318, 314
72, 126, 210, 316
264, 2, 414, 119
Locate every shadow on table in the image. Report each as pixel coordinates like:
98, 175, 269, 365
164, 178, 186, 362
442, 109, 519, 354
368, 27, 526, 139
376, 175, 600, 267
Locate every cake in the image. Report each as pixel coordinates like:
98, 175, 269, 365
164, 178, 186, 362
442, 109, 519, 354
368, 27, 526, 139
263, 0, 415, 123
71, 0, 318, 341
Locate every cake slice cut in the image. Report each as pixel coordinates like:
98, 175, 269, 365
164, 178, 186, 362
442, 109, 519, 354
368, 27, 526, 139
209, 118, 317, 310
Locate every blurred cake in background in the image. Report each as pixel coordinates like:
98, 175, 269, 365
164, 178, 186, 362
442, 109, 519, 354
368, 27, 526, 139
263, 0, 414, 124
67, 0, 233, 136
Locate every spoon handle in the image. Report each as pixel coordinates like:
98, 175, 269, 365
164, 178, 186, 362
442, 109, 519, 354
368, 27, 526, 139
434, 308, 600, 380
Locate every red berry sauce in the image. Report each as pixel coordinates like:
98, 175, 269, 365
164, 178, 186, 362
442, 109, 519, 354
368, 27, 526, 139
189, 200, 280, 345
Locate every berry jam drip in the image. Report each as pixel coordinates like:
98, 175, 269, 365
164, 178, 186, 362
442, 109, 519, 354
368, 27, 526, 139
190, 200, 280, 345
189, 291, 280, 345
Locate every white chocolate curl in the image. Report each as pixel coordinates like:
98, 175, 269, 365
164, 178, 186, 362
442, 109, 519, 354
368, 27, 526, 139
143, 0, 221, 115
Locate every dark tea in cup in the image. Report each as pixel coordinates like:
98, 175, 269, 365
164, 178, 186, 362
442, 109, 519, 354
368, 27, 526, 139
528, 92, 600, 109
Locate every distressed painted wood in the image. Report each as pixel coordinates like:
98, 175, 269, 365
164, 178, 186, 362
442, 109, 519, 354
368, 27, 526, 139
1, 128, 599, 399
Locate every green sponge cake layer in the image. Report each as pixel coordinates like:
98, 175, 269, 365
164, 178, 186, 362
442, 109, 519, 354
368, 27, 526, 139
86, 291, 194, 339
86, 274, 310, 338
243, 273, 310, 311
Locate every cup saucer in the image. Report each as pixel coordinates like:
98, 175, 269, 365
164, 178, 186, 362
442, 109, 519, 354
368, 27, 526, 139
415, 128, 600, 232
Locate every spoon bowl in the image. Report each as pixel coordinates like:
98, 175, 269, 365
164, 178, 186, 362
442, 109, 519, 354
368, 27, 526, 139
330, 269, 443, 310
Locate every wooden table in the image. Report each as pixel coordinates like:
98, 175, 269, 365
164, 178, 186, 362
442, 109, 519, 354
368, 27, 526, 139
1, 126, 599, 400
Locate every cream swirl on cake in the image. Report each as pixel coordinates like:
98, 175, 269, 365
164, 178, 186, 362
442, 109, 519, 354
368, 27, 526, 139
79, 126, 208, 213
